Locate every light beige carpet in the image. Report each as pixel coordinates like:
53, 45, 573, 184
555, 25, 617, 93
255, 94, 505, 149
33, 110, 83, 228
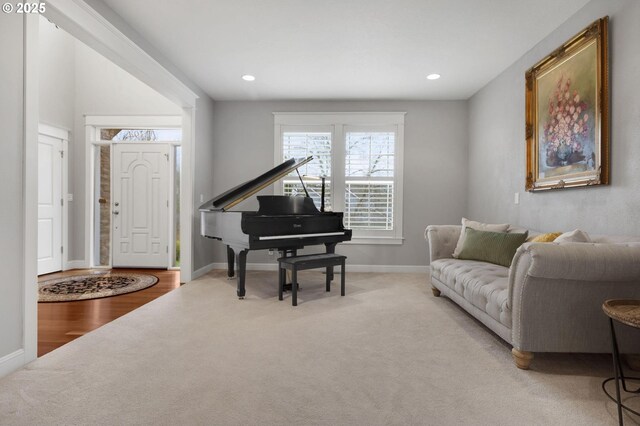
0, 271, 638, 425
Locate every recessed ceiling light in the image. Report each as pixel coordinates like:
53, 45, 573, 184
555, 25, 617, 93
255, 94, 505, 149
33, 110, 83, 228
426, 73, 441, 80
242, 74, 256, 81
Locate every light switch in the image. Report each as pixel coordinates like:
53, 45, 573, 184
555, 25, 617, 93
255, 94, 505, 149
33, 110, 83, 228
200, 194, 204, 202
514, 192, 520, 205
67, 194, 73, 202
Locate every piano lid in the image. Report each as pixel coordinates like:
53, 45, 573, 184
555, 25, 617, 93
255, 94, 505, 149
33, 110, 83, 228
208, 156, 313, 211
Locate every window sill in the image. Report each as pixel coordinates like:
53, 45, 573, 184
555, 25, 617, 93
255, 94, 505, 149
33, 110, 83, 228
343, 237, 404, 245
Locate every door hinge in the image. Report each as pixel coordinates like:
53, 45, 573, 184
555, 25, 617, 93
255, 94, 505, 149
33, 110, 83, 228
61, 246, 63, 254
167, 200, 169, 207
166, 246, 168, 253
60, 150, 64, 158
61, 198, 64, 206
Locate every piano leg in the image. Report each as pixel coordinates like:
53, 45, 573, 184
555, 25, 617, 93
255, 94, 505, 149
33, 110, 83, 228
235, 249, 248, 299
325, 242, 336, 282
226, 246, 235, 278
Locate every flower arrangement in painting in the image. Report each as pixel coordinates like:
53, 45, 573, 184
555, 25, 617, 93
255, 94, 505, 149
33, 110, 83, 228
543, 76, 591, 167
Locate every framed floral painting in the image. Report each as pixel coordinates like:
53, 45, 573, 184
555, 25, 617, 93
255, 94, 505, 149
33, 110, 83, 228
525, 17, 609, 191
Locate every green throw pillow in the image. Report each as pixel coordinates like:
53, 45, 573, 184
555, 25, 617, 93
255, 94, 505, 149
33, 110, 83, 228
457, 228, 528, 267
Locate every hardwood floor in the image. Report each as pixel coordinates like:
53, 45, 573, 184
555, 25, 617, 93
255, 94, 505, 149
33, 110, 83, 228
38, 268, 180, 357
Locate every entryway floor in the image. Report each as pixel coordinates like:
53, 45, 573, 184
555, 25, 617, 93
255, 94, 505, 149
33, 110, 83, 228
37, 268, 180, 357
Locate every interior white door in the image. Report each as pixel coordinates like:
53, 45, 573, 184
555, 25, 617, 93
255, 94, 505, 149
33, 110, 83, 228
37, 134, 63, 275
112, 143, 169, 268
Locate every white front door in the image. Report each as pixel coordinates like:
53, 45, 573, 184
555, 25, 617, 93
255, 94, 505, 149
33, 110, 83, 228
112, 143, 169, 268
38, 134, 63, 275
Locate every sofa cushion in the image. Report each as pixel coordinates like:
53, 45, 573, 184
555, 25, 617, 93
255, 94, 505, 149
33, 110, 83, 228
554, 229, 591, 243
457, 228, 528, 267
452, 218, 510, 258
529, 232, 562, 242
431, 258, 511, 327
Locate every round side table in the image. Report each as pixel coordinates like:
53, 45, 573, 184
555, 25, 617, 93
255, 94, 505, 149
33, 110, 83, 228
602, 299, 640, 425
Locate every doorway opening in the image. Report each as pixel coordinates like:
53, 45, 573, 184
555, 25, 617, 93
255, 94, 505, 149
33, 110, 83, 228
87, 118, 182, 269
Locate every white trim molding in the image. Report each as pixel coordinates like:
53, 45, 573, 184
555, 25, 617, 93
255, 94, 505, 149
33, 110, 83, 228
0, 350, 26, 378
84, 115, 182, 127
192, 262, 218, 280
23, 12, 39, 366
65, 260, 88, 270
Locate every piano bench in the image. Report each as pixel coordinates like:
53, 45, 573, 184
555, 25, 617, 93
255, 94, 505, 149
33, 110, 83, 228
277, 253, 347, 306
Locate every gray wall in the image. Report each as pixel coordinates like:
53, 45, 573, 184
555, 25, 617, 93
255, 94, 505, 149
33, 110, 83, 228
209, 100, 468, 267
0, 13, 25, 359
39, 17, 74, 131
468, 0, 640, 235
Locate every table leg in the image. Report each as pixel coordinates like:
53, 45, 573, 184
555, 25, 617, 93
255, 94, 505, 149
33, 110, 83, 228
610, 318, 624, 425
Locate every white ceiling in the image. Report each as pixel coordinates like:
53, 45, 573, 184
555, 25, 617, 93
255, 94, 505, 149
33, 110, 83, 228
99, 0, 590, 101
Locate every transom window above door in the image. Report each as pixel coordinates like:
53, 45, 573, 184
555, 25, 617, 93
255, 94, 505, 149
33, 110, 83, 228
100, 128, 182, 141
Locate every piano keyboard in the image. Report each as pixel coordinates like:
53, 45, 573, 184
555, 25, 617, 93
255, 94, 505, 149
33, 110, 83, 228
258, 231, 347, 241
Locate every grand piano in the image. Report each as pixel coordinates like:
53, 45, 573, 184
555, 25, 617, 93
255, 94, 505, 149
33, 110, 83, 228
200, 157, 352, 298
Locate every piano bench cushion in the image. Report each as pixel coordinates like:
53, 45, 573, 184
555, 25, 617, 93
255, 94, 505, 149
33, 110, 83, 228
278, 253, 346, 271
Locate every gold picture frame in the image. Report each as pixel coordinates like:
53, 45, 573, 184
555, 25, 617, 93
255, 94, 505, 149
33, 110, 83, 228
525, 17, 609, 191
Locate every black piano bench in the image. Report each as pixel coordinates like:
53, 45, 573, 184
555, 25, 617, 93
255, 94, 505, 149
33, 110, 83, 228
277, 253, 346, 306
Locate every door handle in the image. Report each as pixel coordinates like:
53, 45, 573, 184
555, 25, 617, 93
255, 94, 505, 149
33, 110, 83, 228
113, 211, 119, 215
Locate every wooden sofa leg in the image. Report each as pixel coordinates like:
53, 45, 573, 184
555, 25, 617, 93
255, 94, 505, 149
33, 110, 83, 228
512, 349, 534, 370
431, 286, 441, 297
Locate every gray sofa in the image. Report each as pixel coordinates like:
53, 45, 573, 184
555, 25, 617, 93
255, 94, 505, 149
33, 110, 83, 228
425, 225, 640, 369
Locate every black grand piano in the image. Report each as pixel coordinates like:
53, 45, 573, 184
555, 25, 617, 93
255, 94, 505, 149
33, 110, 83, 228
199, 157, 352, 298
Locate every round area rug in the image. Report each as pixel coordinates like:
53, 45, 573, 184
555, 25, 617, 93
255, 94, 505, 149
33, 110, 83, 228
38, 273, 158, 302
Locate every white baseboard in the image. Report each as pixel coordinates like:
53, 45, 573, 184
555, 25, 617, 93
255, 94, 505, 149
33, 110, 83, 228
0, 349, 25, 379
200, 262, 428, 274
192, 262, 218, 280
65, 260, 87, 270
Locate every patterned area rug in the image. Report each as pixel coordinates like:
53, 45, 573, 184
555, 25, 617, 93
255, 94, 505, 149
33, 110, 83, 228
38, 273, 159, 302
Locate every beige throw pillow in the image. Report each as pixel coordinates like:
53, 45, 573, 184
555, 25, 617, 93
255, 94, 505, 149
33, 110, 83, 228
554, 229, 592, 243
452, 218, 510, 258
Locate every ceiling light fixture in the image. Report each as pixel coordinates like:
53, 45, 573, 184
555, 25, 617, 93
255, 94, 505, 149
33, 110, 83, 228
242, 74, 256, 82
426, 73, 441, 80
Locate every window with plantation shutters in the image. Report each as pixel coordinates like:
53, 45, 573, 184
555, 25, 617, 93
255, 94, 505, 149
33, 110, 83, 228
274, 113, 404, 244
345, 131, 395, 230
281, 130, 332, 210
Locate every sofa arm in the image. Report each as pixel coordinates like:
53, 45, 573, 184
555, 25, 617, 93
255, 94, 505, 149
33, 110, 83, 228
508, 242, 640, 353
425, 225, 461, 263
510, 242, 640, 283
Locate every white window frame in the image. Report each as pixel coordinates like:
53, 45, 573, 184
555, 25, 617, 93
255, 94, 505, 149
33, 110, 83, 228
274, 112, 405, 245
